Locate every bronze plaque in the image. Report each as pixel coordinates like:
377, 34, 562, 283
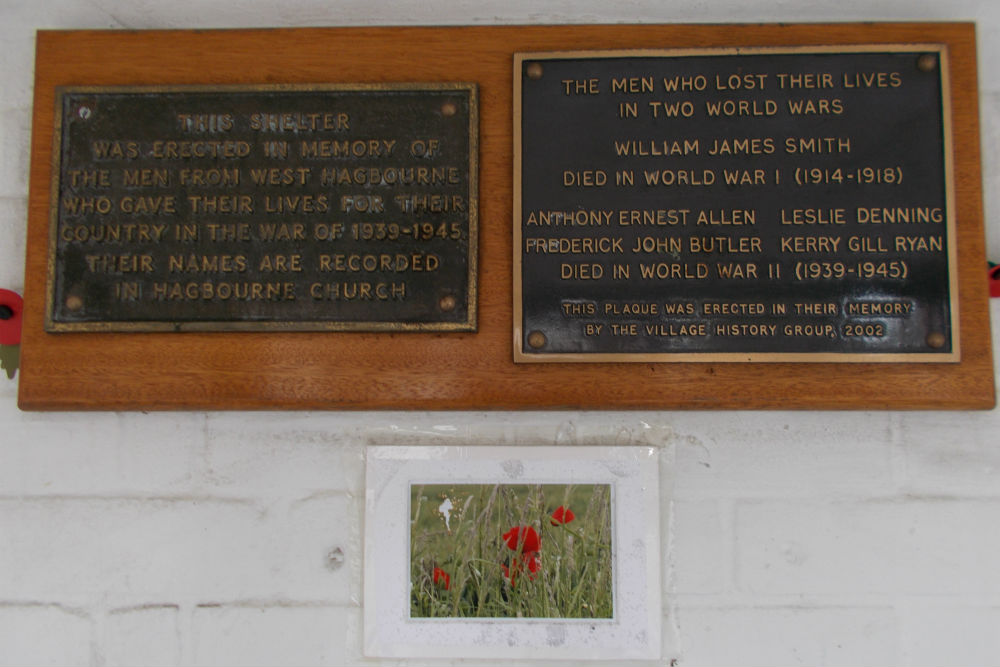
514, 47, 958, 362
47, 84, 478, 332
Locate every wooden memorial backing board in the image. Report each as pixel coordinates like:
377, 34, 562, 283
19, 23, 995, 410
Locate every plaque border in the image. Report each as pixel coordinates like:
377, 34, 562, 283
45, 82, 480, 333
513, 45, 960, 363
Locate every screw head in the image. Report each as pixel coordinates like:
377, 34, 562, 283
65, 295, 83, 311
526, 62, 543, 80
917, 54, 937, 72
439, 295, 457, 312
527, 330, 547, 349
926, 331, 947, 349
77, 106, 91, 119
441, 101, 457, 116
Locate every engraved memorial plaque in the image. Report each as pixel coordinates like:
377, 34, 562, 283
515, 48, 957, 362
47, 84, 478, 332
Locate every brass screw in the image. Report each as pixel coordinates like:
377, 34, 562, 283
439, 295, 457, 312
527, 330, 546, 349
65, 295, 83, 311
441, 101, 457, 117
926, 331, 946, 349
78, 106, 91, 119
917, 54, 937, 72
526, 62, 543, 80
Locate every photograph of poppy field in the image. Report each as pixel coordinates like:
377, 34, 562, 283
409, 483, 613, 619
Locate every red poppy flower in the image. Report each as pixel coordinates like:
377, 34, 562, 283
501, 526, 541, 586
433, 567, 450, 590
501, 552, 540, 585
527, 553, 540, 574
502, 526, 540, 553
550, 506, 575, 525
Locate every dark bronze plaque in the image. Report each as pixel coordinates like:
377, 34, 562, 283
47, 84, 478, 332
515, 48, 957, 362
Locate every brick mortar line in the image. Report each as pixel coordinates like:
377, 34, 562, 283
0, 493, 350, 503
0, 495, 261, 504
0, 601, 90, 616
192, 600, 360, 609
672, 595, 1000, 607
724, 495, 1000, 504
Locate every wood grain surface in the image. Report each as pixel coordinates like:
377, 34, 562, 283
19, 23, 995, 410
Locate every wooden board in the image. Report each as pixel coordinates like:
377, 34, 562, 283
19, 23, 995, 410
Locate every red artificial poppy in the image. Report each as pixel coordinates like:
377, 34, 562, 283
433, 567, 450, 590
502, 526, 540, 554
550, 505, 575, 525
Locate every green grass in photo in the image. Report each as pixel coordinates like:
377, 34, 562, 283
409, 483, 613, 619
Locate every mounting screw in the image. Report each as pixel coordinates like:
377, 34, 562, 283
439, 295, 457, 312
65, 295, 83, 311
441, 101, 457, 116
917, 54, 937, 72
527, 330, 547, 349
526, 62, 543, 80
78, 106, 92, 119
926, 331, 946, 349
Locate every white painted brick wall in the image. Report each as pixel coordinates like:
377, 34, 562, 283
736, 499, 1000, 595
897, 412, 1000, 496
190, 606, 353, 667
104, 605, 181, 667
0, 403, 205, 496
2, 2, 999, 666
203, 413, 365, 497
1, 497, 274, 604
0, 109, 30, 200
671, 500, 732, 596
675, 605, 899, 667
899, 605, 1000, 667
0, 606, 92, 667
671, 412, 897, 499
984, 91, 1000, 261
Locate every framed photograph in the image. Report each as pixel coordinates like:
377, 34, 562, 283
363, 445, 661, 660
